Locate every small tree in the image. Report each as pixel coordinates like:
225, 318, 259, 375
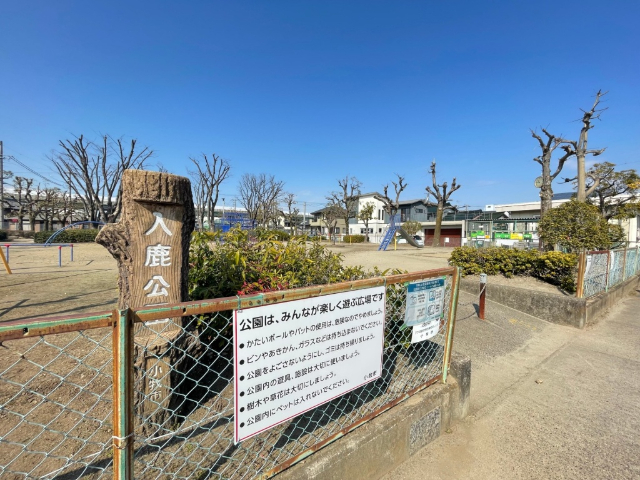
402, 220, 422, 236
357, 201, 375, 242
425, 161, 461, 247
281, 193, 300, 235
538, 200, 623, 252
321, 203, 344, 244
238, 173, 285, 228
328, 175, 362, 236
188, 153, 231, 231
582, 162, 640, 220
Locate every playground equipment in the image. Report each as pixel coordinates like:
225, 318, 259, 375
378, 214, 424, 251
45, 221, 105, 244
2, 243, 74, 274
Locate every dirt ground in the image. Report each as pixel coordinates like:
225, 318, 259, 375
0, 241, 119, 322
0, 240, 562, 323
0, 239, 571, 478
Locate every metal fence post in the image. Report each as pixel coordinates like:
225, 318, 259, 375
112, 308, 134, 480
442, 267, 461, 383
605, 250, 611, 292
576, 251, 586, 298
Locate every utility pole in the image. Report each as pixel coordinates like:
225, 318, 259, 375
303, 201, 306, 234
0, 141, 4, 230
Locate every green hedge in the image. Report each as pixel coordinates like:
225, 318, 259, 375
254, 229, 291, 241
33, 229, 101, 244
8, 230, 36, 239
0, 230, 6, 241
449, 246, 578, 292
343, 235, 365, 243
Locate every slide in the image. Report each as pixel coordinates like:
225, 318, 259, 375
396, 227, 424, 248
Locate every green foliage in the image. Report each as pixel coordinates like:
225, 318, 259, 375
343, 234, 365, 243
402, 220, 422, 236
34, 229, 100, 243
9, 230, 36, 239
189, 227, 368, 300
0, 230, 6, 241
253, 228, 291, 241
449, 246, 578, 292
188, 227, 372, 354
539, 200, 617, 252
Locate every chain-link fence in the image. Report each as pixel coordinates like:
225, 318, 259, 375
0, 268, 460, 479
0, 320, 114, 479
581, 247, 640, 298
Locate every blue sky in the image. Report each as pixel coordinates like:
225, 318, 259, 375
2, 1, 639, 212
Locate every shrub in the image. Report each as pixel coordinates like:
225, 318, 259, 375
449, 246, 578, 292
188, 227, 371, 354
343, 235, 365, 243
539, 200, 620, 252
0, 230, 6, 241
253, 229, 291, 241
8, 230, 36, 239
34, 229, 101, 243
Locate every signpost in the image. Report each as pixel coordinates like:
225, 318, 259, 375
404, 278, 446, 343
97, 169, 195, 434
234, 287, 386, 443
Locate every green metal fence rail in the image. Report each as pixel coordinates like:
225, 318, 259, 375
0, 267, 460, 479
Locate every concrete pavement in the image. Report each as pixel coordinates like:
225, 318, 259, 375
382, 287, 640, 480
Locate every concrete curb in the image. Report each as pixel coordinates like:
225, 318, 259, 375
275, 354, 472, 480
459, 275, 640, 329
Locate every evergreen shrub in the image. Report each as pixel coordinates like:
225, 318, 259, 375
449, 246, 578, 292
34, 229, 101, 243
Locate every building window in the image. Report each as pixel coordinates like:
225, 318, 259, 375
416, 208, 423, 213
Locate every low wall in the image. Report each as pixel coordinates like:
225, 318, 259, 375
459, 275, 640, 329
275, 354, 471, 480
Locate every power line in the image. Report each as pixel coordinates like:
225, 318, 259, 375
5, 156, 66, 188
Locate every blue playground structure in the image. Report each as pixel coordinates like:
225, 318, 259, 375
378, 214, 423, 250
45, 221, 106, 244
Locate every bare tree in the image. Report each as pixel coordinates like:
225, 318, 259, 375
377, 174, 407, 217
50, 134, 153, 223
357, 201, 375, 242
580, 162, 640, 220
425, 160, 461, 247
188, 153, 231, 231
321, 203, 344, 244
327, 176, 362, 236
568, 90, 608, 202
531, 128, 574, 220
281, 193, 300, 235
238, 173, 285, 228
10, 177, 34, 230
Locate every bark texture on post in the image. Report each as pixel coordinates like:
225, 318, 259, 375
97, 169, 196, 437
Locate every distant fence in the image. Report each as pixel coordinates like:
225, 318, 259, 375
0, 267, 460, 479
577, 247, 640, 298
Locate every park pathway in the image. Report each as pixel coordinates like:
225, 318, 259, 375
382, 287, 640, 480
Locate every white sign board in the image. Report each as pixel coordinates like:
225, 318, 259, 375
404, 278, 445, 343
234, 286, 386, 443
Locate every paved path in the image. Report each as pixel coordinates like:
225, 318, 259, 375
382, 287, 640, 480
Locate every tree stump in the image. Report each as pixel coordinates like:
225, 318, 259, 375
96, 169, 196, 437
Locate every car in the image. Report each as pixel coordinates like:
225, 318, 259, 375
413, 235, 424, 246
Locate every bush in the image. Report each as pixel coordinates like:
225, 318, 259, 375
343, 235, 365, 243
539, 200, 622, 252
33, 229, 101, 244
449, 246, 577, 292
188, 227, 372, 354
0, 230, 6, 241
8, 230, 36, 239
253, 229, 291, 241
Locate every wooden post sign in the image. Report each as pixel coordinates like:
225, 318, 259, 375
97, 169, 195, 435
